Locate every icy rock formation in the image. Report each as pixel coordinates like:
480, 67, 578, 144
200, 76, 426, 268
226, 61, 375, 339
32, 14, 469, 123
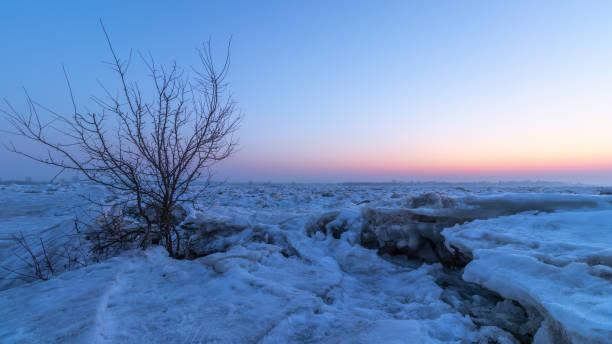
180, 213, 300, 259
434, 269, 543, 343
304, 204, 474, 267
354, 192, 609, 267
179, 213, 250, 258
305, 207, 545, 342
359, 207, 471, 267
305, 211, 345, 239
304, 209, 363, 242
405, 192, 458, 209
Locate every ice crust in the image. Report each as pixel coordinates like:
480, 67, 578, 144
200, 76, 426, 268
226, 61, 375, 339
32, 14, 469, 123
1, 181, 611, 343
443, 210, 612, 343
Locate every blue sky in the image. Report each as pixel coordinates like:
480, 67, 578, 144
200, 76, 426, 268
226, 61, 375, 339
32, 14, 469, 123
2, 1, 612, 183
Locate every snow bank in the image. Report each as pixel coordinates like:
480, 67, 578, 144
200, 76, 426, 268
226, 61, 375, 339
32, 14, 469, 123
443, 210, 612, 343
0, 240, 516, 343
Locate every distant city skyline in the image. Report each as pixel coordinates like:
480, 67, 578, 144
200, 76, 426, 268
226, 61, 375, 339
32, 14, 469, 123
2, 1, 612, 184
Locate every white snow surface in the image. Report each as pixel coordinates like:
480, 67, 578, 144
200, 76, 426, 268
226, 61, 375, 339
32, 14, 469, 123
1, 181, 611, 343
443, 210, 612, 343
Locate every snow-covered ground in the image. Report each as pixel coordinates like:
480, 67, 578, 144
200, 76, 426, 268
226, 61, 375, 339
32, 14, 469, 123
1, 182, 611, 343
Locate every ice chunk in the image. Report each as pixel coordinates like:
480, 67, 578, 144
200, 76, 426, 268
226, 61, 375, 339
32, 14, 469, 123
444, 210, 612, 343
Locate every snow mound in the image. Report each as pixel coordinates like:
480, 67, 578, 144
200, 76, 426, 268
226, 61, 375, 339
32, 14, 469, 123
443, 210, 612, 343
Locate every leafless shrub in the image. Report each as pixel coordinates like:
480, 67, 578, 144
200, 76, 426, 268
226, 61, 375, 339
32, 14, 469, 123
56, 222, 90, 269
3, 205, 151, 284
2, 22, 241, 258
3, 232, 56, 281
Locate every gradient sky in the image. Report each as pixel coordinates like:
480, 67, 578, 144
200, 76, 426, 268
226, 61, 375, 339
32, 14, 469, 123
2, 1, 612, 183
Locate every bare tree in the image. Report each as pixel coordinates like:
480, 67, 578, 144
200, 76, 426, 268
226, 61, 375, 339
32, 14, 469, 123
2, 23, 241, 257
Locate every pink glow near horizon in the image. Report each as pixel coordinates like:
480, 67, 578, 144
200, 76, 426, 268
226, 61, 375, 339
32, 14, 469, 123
217, 150, 612, 182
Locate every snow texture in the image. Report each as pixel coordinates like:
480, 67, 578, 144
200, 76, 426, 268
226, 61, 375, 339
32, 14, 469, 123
1, 181, 611, 343
444, 210, 612, 343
